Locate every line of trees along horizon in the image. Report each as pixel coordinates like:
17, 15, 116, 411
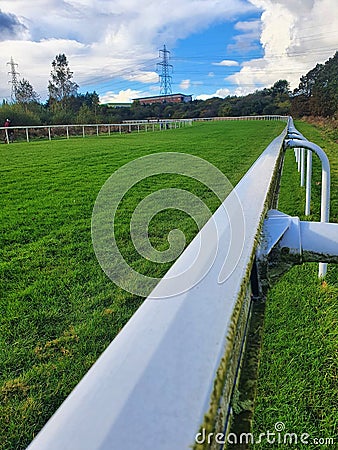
0, 51, 337, 127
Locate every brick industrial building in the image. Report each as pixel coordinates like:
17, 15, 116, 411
134, 93, 192, 105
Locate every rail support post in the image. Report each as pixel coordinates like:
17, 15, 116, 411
256, 209, 338, 296
305, 150, 312, 216
285, 138, 330, 278
300, 147, 305, 186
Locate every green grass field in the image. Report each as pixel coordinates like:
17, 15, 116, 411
252, 122, 338, 449
1, 120, 286, 449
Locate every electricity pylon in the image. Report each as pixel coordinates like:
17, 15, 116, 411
157, 45, 173, 95
7, 57, 20, 103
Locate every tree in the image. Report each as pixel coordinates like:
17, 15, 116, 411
271, 79, 290, 96
82, 91, 100, 120
292, 52, 337, 117
76, 104, 96, 124
16, 78, 40, 106
48, 54, 78, 106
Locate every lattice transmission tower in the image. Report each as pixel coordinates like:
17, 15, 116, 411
7, 57, 20, 103
157, 45, 173, 95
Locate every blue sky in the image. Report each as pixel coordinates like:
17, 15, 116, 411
162, 18, 264, 99
0, 0, 337, 103
82, 16, 264, 101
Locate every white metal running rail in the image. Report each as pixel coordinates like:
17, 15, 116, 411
1, 116, 287, 144
1, 120, 193, 143
26, 118, 338, 450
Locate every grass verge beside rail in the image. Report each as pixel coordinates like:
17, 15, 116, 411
252, 121, 338, 449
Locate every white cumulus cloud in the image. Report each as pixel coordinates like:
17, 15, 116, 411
99, 89, 141, 104
227, 0, 338, 93
180, 79, 191, 90
0, 0, 254, 100
227, 19, 261, 52
196, 87, 231, 100
1, 0, 336, 102
212, 60, 239, 66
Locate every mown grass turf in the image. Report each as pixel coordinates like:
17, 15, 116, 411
0, 120, 285, 449
252, 121, 338, 449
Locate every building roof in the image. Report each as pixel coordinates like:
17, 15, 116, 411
133, 93, 192, 101
101, 102, 132, 108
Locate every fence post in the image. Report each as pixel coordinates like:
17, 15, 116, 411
26, 128, 30, 143
66, 126, 69, 139
300, 147, 305, 187
297, 148, 301, 171
48, 127, 51, 141
305, 150, 312, 216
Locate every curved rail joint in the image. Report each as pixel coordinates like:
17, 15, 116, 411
256, 210, 338, 294
284, 137, 331, 278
